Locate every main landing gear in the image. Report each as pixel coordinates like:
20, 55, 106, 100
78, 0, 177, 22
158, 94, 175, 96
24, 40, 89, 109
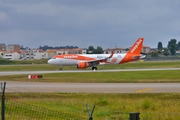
92, 66, 97, 70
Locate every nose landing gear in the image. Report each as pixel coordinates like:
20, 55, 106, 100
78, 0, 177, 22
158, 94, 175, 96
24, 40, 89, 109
92, 67, 97, 70
60, 65, 63, 71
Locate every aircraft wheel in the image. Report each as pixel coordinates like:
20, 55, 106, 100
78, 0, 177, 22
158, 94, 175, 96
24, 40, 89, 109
92, 67, 97, 70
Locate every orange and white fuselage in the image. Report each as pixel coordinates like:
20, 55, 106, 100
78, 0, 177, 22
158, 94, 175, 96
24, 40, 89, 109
48, 38, 144, 70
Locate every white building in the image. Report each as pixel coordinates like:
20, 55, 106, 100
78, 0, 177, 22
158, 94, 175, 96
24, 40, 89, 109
103, 48, 126, 54
142, 46, 151, 53
56, 49, 68, 55
24, 49, 34, 60
33, 49, 48, 59
82, 49, 87, 54
3, 52, 20, 60
22, 49, 48, 60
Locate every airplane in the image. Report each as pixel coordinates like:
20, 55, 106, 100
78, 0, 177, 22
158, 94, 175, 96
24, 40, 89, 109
48, 38, 144, 70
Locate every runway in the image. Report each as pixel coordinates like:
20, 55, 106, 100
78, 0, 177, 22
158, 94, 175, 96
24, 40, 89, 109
1, 68, 180, 93
3, 82, 180, 93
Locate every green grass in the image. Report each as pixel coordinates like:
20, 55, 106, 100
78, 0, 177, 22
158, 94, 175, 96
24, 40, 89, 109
1, 70, 180, 83
5, 92, 180, 120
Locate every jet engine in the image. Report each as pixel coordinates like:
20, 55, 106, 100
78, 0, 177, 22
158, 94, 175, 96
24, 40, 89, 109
77, 62, 89, 69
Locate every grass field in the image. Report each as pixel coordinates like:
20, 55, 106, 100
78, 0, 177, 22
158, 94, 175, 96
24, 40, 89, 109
5, 92, 180, 119
1, 70, 180, 83
1, 60, 180, 119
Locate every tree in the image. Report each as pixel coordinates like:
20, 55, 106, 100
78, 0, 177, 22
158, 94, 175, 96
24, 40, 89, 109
157, 42, 163, 51
167, 39, 178, 55
87, 46, 103, 54
87, 46, 95, 54
170, 45, 176, 55
151, 52, 158, 57
88, 46, 94, 51
178, 41, 180, 50
163, 48, 170, 56
93, 46, 103, 54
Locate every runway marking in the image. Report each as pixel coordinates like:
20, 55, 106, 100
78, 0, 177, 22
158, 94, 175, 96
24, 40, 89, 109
136, 88, 153, 93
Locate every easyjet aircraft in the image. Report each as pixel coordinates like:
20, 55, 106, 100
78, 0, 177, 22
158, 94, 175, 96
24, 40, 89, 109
48, 38, 144, 70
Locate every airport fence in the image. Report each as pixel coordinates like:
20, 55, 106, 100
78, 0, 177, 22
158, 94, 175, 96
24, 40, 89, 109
143, 57, 180, 61
0, 99, 137, 120
0, 82, 86, 120
0, 82, 133, 120
3, 100, 87, 120
1, 99, 180, 120
2, 97, 180, 119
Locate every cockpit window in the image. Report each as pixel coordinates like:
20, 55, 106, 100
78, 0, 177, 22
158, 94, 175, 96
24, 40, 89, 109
52, 57, 56, 59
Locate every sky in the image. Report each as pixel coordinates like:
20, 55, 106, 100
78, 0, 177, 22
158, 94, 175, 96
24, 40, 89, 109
0, 0, 180, 49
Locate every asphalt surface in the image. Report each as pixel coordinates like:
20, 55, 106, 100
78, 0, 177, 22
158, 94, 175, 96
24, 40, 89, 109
3, 82, 180, 93
1, 68, 180, 93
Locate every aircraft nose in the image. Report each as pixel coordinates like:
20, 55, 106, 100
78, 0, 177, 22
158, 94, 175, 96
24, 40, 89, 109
47, 59, 52, 64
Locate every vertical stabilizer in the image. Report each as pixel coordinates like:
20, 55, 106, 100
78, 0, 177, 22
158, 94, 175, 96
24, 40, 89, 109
119, 38, 144, 64
127, 38, 144, 55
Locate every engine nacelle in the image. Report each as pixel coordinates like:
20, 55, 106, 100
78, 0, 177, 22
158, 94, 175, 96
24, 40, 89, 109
77, 62, 89, 69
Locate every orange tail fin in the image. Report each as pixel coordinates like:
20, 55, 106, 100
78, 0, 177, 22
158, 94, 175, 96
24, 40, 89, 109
127, 38, 144, 55
119, 38, 144, 64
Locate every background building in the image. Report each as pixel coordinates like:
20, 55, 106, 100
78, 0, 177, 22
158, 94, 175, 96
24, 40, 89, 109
103, 48, 126, 54
0, 44, 6, 51
6, 44, 20, 53
3, 52, 20, 60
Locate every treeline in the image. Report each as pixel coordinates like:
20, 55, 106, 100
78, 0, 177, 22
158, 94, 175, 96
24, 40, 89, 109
38, 45, 104, 54
87, 46, 104, 54
39, 45, 78, 51
151, 39, 180, 57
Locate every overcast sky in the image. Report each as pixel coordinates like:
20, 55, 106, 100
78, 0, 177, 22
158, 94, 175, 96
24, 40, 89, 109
0, 0, 180, 49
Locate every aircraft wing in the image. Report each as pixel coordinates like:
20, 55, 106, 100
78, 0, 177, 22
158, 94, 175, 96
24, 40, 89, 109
86, 51, 114, 64
140, 54, 146, 59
